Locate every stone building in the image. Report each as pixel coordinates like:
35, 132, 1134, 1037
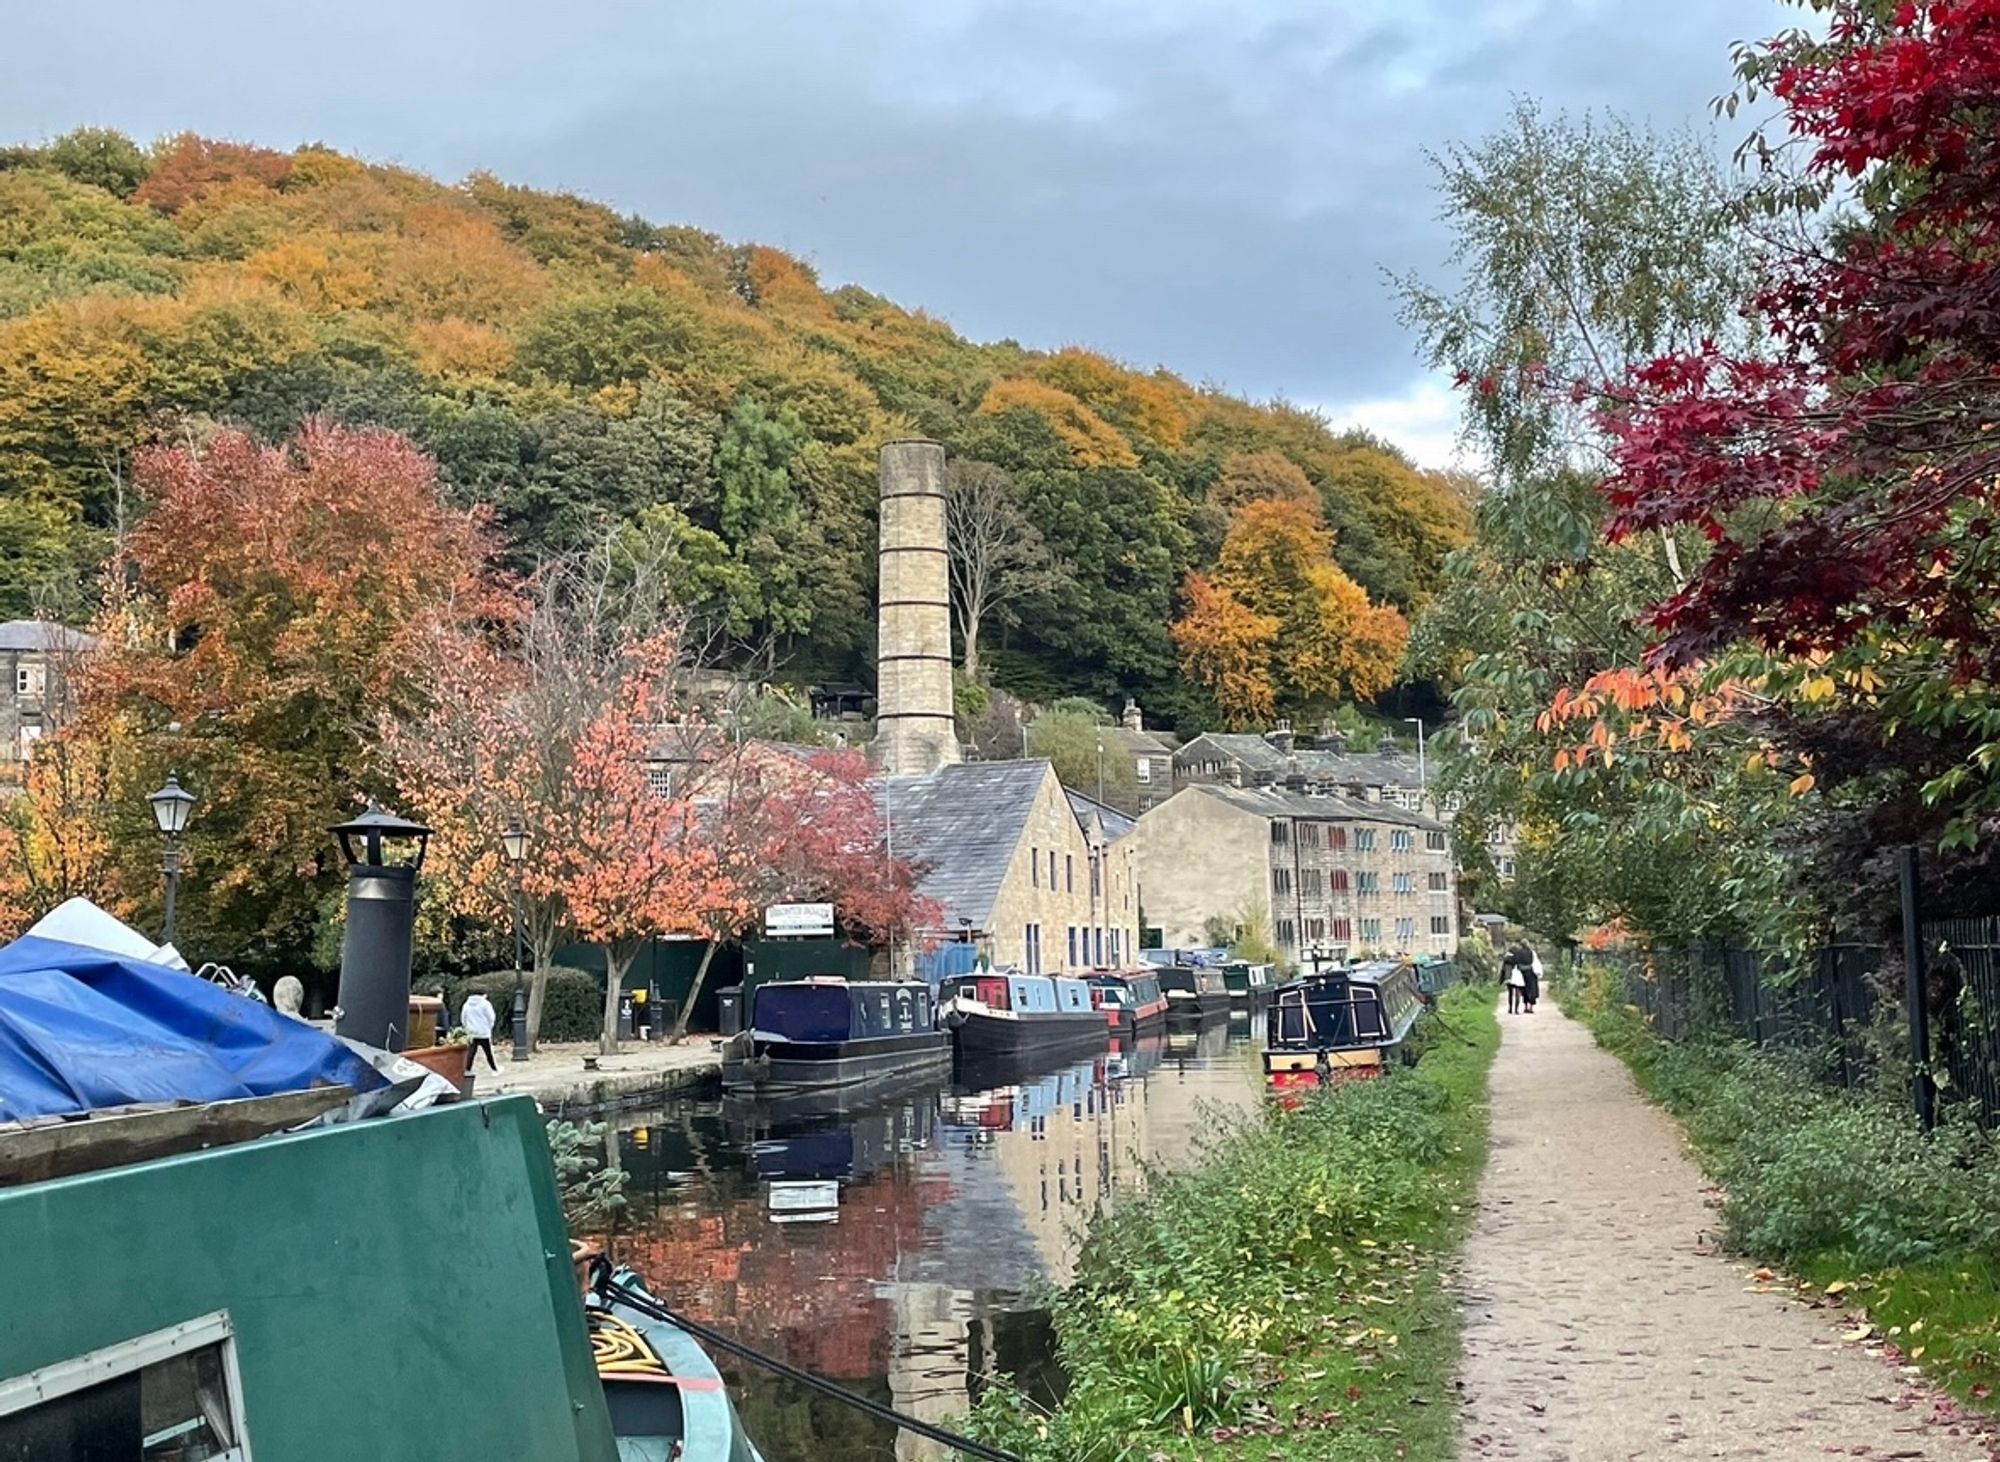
1101, 699, 1177, 816
1132, 781, 1458, 963
0, 620, 97, 773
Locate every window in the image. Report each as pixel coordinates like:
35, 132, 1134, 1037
1305, 917, 1326, 943
1270, 820, 1290, 844
1431, 916, 1453, 936
18, 724, 42, 762
646, 764, 674, 797
1426, 830, 1449, 852
1271, 868, 1293, 898
1090, 856, 1101, 898
1025, 924, 1042, 974
1110, 928, 1121, 963
1301, 868, 1324, 899
1356, 871, 1380, 896
14, 666, 32, 697
1327, 826, 1348, 851
1428, 871, 1450, 892
1297, 823, 1322, 850
1135, 757, 1151, 783
1360, 918, 1381, 944
1330, 916, 1352, 942
1392, 872, 1414, 895
1048, 850, 1057, 887
1391, 829, 1413, 852
1066, 854, 1074, 893
1354, 828, 1377, 852
1330, 869, 1350, 894
1068, 926, 1078, 967
0, 1311, 252, 1461
1031, 849, 1040, 889
1276, 918, 1298, 948
1488, 827, 1507, 846
1501, 858, 1517, 877
1395, 917, 1415, 946
1094, 927, 1104, 966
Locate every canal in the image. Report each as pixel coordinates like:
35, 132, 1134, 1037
603, 1016, 1265, 1459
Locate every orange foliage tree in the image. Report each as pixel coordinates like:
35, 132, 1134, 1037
1171, 572, 1279, 726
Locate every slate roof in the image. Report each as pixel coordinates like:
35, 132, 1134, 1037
0, 620, 98, 653
1177, 780, 1446, 833
880, 759, 1057, 931
1104, 724, 1178, 757
1064, 789, 1136, 843
1176, 731, 1422, 790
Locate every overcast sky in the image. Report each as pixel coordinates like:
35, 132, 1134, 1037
3, 1, 1790, 467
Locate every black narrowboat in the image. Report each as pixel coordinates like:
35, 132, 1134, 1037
721, 978, 949, 1092
1159, 964, 1230, 1023
1262, 957, 1424, 1090
937, 970, 1106, 1058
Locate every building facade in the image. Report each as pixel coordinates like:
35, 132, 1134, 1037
1133, 782, 1458, 964
0, 620, 96, 773
1103, 699, 1178, 816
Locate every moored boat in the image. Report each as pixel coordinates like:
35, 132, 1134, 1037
722, 978, 949, 1093
1262, 956, 1424, 1091
592, 1269, 765, 1462
1086, 968, 1168, 1034
937, 969, 1105, 1059
1222, 960, 1277, 1007
1158, 964, 1230, 1023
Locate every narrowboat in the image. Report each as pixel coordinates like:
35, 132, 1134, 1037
721, 977, 950, 1092
1222, 960, 1277, 1008
1087, 968, 1169, 1034
937, 970, 1105, 1059
1158, 964, 1230, 1023
1262, 957, 1425, 1090
590, 1269, 765, 1462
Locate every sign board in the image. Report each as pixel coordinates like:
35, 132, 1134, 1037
764, 902, 835, 938
767, 1179, 840, 1215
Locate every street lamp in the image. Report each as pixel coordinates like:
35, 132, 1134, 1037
502, 816, 531, 1061
1404, 717, 1428, 808
147, 773, 196, 947
1095, 737, 1106, 805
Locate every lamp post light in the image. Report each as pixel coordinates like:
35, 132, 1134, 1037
147, 773, 196, 947
1096, 737, 1106, 806
330, 802, 431, 1052
502, 816, 532, 1062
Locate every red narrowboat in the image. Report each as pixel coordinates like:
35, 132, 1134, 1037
1086, 969, 1169, 1034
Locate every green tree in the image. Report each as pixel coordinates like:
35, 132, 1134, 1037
1026, 706, 1138, 808
40, 128, 149, 197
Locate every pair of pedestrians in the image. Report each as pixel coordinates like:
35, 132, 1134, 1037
1502, 943, 1542, 1014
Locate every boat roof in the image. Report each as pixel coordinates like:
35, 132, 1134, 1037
1276, 958, 1411, 992
765, 976, 927, 991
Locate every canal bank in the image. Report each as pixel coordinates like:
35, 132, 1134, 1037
970, 984, 1501, 1460
468, 1039, 722, 1114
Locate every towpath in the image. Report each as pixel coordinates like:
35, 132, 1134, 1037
1457, 1002, 1992, 1461
462, 1039, 719, 1114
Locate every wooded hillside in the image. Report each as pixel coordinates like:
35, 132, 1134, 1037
0, 129, 1470, 725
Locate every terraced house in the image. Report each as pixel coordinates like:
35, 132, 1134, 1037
1132, 781, 1458, 964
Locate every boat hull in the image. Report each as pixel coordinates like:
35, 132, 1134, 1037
721, 1031, 952, 1093
1103, 1000, 1169, 1035
948, 1009, 1107, 1059
599, 1271, 765, 1462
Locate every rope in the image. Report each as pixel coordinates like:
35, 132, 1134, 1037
595, 1272, 1022, 1462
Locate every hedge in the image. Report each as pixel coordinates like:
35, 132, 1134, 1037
433, 967, 601, 1044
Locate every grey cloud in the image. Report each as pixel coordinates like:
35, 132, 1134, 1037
0, 0, 1793, 422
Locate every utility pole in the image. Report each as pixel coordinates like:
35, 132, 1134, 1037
1899, 845, 1936, 1132
1405, 717, 1427, 810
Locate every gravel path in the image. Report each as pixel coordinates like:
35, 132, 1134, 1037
1456, 1001, 1994, 1461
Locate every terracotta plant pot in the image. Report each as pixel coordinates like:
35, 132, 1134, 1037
401, 1043, 471, 1094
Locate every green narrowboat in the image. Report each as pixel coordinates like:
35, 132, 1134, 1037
1221, 960, 1277, 1007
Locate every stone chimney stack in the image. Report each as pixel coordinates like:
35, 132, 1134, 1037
1265, 719, 1294, 756
872, 440, 960, 778
1121, 698, 1144, 733
1377, 733, 1399, 758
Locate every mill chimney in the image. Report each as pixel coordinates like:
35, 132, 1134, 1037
872, 440, 961, 778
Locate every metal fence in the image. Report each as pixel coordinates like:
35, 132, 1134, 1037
1593, 929, 2000, 1130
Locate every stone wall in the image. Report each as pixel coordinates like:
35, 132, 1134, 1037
871, 440, 960, 779
984, 766, 1140, 972
1130, 790, 1267, 952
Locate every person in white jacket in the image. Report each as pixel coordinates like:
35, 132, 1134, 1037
461, 991, 499, 1075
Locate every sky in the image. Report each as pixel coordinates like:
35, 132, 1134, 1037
1, 0, 1793, 468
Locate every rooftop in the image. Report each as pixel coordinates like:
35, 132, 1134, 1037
880, 759, 1057, 930
1176, 731, 1423, 789
0, 620, 98, 654
1064, 788, 1137, 843
1173, 780, 1446, 833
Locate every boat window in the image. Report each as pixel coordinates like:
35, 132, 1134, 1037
753, 985, 852, 1042
895, 990, 915, 1031
0, 1313, 251, 1462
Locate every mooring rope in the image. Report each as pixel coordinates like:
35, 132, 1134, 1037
595, 1270, 1022, 1462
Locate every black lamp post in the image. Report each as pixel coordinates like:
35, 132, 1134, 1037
330, 802, 431, 1052
147, 773, 196, 947
502, 816, 531, 1062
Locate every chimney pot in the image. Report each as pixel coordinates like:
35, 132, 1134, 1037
1377, 733, 1398, 758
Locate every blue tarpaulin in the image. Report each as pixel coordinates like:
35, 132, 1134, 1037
0, 935, 389, 1123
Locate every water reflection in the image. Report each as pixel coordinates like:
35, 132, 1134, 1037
606, 1018, 1261, 1460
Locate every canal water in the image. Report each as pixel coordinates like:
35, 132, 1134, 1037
603, 1015, 1265, 1460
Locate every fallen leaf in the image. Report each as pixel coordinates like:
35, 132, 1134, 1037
1842, 1324, 1876, 1342
1826, 1281, 1850, 1297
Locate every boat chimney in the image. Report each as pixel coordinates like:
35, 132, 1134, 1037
329, 802, 431, 1052
871, 440, 961, 778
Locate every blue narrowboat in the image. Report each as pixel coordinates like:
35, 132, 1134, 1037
937, 970, 1105, 1058
1263, 957, 1425, 1089
721, 978, 950, 1093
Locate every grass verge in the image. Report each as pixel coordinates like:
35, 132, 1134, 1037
1562, 964, 2000, 1417
968, 983, 1501, 1461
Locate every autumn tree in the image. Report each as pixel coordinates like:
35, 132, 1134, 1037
1172, 573, 1279, 726
76, 421, 502, 961
943, 459, 1062, 680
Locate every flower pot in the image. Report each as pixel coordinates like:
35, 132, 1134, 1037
402, 1043, 471, 1095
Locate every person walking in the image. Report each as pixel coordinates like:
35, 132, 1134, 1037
1503, 948, 1526, 1014
461, 990, 499, 1075
1522, 945, 1543, 1014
